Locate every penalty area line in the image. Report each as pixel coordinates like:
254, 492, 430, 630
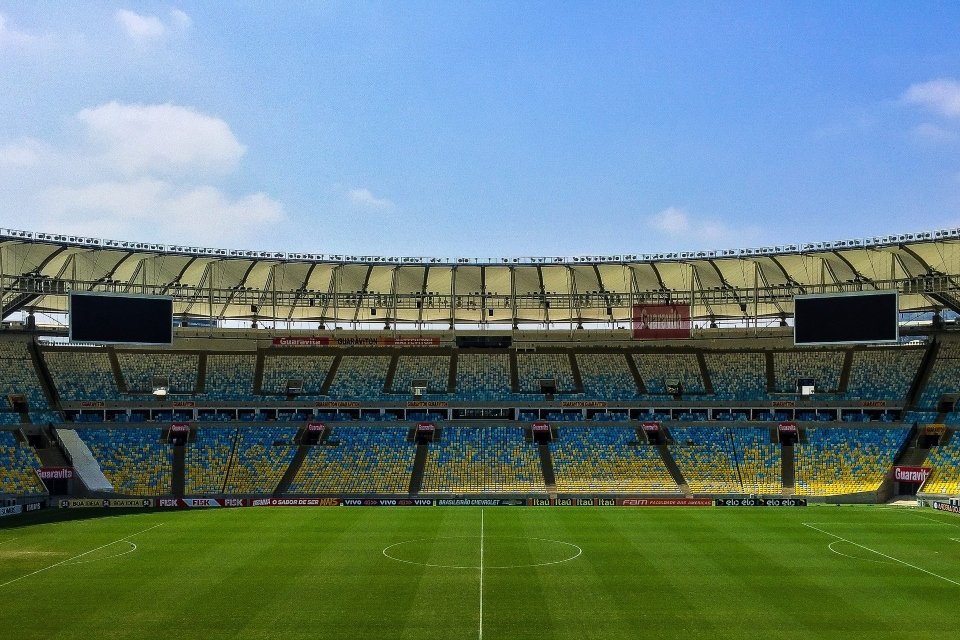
0, 523, 164, 589
803, 522, 960, 587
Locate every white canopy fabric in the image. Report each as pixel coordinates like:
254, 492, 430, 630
2, 227, 958, 325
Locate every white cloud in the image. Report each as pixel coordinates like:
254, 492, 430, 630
911, 122, 957, 144
0, 139, 52, 167
37, 179, 283, 245
170, 9, 192, 31
115, 8, 191, 44
0, 13, 53, 51
648, 207, 758, 246
0, 102, 284, 246
902, 79, 960, 118
115, 9, 167, 42
77, 102, 245, 177
349, 187, 394, 210
650, 207, 690, 234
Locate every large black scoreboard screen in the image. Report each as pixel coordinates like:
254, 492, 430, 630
794, 291, 898, 346
69, 292, 173, 345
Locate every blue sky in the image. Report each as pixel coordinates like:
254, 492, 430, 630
1, 2, 960, 257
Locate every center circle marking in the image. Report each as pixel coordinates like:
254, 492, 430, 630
382, 535, 582, 569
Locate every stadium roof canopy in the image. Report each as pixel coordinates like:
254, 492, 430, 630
1, 227, 959, 327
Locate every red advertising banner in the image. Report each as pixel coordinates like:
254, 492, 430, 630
169, 423, 190, 432
632, 304, 692, 340
407, 401, 449, 408
641, 422, 661, 432
273, 336, 331, 347
618, 498, 713, 507
251, 498, 341, 507
307, 422, 325, 432
778, 422, 798, 433
560, 401, 607, 408
893, 466, 931, 484
37, 467, 74, 480
157, 498, 250, 508
272, 336, 440, 348
532, 422, 551, 432
771, 400, 796, 408
384, 337, 441, 347
416, 422, 436, 432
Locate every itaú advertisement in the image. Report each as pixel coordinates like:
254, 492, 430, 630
632, 304, 691, 340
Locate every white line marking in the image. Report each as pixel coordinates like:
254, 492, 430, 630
0, 538, 19, 546
479, 508, 484, 640
916, 514, 960, 528
803, 522, 960, 587
826, 540, 894, 565
0, 523, 163, 589
382, 536, 582, 569
65, 541, 137, 565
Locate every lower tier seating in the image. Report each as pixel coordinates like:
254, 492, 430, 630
552, 427, 679, 494
421, 426, 544, 494
290, 427, 414, 494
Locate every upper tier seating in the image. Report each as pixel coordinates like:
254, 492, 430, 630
846, 348, 923, 401
552, 426, 678, 493
420, 426, 544, 494
517, 353, 576, 393
76, 427, 171, 495
456, 353, 512, 400
704, 352, 766, 401
290, 427, 414, 494
204, 355, 257, 401
632, 352, 705, 394
0, 430, 46, 495
392, 355, 450, 394
576, 353, 638, 400
772, 350, 844, 393
327, 356, 390, 399
261, 355, 335, 395
794, 427, 909, 496
0, 341, 48, 409
117, 351, 199, 394
918, 341, 960, 409
45, 350, 121, 401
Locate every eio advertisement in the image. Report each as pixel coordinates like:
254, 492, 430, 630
632, 304, 692, 340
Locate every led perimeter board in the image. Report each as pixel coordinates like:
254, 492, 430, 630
794, 290, 898, 346
69, 292, 174, 345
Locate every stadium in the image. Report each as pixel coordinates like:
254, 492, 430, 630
2, 225, 960, 639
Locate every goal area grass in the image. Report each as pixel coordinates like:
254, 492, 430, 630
1, 505, 958, 639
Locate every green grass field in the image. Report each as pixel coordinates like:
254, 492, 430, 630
1, 505, 959, 639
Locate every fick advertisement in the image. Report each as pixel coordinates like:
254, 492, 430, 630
632, 304, 691, 340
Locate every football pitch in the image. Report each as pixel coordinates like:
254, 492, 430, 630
1, 505, 958, 639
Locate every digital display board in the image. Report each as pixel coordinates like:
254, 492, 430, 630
69, 292, 173, 345
794, 291, 898, 346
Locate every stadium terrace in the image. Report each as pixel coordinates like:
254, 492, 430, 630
2, 228, 960, 640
